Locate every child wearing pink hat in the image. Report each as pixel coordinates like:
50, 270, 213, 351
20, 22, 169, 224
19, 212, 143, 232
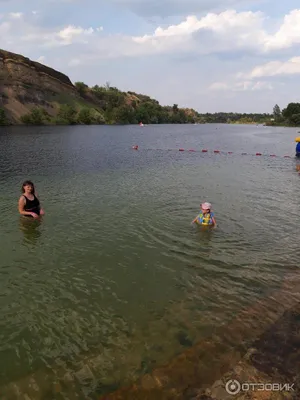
191, 202, 217, 226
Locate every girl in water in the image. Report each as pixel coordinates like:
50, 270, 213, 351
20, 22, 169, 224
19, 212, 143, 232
18, 180, 45, 219
191, 202, 216, 227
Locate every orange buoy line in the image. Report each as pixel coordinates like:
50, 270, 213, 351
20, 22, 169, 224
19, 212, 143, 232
131, 146, 293, 158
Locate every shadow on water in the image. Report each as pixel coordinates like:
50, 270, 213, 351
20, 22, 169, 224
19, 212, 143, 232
19, 217, 42, 245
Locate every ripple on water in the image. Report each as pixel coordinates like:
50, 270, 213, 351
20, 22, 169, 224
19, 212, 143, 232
0, 125, 299, 396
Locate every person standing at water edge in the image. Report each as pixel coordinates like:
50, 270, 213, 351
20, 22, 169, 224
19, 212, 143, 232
191, 202, 217, 227
18, 180, 45, 219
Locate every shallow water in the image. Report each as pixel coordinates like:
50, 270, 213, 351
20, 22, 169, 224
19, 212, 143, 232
0, 123, 299, 397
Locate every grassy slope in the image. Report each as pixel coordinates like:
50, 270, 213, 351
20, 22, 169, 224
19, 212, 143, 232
45, 92, 102, 112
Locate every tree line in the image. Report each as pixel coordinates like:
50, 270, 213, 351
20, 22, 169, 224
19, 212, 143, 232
19, 105, 104, 126
76, 82, 198, 125
268, 103, 300, 126
1, 81, 300, 126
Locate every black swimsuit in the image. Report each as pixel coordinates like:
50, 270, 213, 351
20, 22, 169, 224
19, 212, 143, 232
23, 195, 40, 216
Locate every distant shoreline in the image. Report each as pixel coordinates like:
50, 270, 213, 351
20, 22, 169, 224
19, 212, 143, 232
1, 121, 298, 128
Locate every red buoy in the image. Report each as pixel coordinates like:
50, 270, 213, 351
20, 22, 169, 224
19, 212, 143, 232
256, 152, 262, 156
179, 148, 184, 151
214, 150, 220, 153
132, 145, 138, 150
202, 149, 208, 152
228, 151, 233, 154
270, 154, 276, 157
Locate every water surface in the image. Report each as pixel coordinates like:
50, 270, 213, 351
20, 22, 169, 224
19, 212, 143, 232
0, 123, 299, 398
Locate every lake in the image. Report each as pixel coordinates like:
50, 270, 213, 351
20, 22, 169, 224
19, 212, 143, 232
0, 123, 299, 398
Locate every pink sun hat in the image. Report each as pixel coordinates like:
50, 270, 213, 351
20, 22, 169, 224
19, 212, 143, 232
201, 202, 212, 210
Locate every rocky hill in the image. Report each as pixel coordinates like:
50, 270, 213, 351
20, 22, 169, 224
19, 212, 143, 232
0, 49, 72, 120
0, 49, 201, 125
0, 49, 107, 124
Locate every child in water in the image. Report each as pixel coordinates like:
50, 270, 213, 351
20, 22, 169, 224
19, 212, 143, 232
191, 202, 217, 227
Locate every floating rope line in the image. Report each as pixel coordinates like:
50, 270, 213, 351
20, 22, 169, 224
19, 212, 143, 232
131, 145, 294, 159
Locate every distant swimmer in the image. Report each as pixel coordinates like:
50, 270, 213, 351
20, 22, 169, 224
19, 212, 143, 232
191, 202, 217, 227
295, 136, 300, 157
296, 142, 300, 158
18, 180, 45, 219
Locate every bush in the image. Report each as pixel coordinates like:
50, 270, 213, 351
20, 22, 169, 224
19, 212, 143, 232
0, 108, 8, 125
21, 108, 49, 125
77, 108, 92, 124
57, 104, 77, 124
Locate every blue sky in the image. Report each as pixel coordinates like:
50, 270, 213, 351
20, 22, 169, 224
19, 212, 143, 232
1, 0, 300, 112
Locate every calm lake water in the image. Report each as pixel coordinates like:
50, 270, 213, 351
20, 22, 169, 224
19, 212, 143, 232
0, 123, 299, 398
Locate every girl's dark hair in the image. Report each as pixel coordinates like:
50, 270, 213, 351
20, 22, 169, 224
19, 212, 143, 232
21, 180, 35, 194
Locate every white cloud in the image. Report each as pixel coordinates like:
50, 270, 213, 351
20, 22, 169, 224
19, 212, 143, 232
235, 57, 300, 82
250, 81, 273, 90
130, 9, 300, 57
132, 10, 267, 55
264, 9, 300, 51
9, 12, 23, 19
2, 8, 300, 60
249, 57, 300, 78
57, 25, 95, 44
209, 82, 229, 90
209, 53, 300, 92
9, 21, 103, 48
209, 80, 273, 91
134, 10, 265, 42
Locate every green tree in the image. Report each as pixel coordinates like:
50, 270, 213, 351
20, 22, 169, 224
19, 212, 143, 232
282, 103, 300, 121
0, 108, 8, 125
91, 110, 106, 124
21, 108, 47, 125
57, 104, 77, 124
289, 113, 300, 126
75, 81, 88, 96
92, 85, 107, 97
186, 114, 196, 124
171, 109, 187, 124
172, 104, 179, 113
273, 104, 281, 118
77, 108, 92, 124
135, 104, 151, 124
113, 105, 136, 124
273, 104, 282, 122
106, 91, 125, 110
